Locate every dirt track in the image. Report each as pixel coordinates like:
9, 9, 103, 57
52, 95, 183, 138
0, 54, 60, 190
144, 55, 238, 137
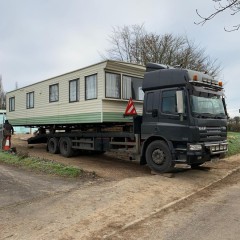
1, 134, 240, 240
12, 134, 151, 180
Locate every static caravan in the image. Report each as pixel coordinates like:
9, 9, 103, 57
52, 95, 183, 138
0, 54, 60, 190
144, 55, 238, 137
0, 109, 6, 124
0, 109, 36, 134
6, 60, 145, 127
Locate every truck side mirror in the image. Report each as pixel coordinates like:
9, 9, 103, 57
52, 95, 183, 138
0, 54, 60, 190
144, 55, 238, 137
176, 90, 184, 114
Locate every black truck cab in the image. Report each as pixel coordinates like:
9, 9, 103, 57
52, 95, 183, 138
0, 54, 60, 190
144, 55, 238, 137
140, 63, 228, 172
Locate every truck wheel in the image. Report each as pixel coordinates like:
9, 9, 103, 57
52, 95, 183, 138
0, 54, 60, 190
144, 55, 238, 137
145, 140, 174, 173
59, 137, 74, 158
47, 137, 59, 154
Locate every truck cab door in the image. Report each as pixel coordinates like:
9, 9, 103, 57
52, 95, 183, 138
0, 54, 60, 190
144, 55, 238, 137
157, 88, 189, 142
142, 88, 189, 142
141, 90, 161, 138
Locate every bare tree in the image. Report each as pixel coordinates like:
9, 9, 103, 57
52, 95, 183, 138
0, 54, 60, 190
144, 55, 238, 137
195, 0, 240, 31
0, 75, 6, 110
105, 24, 145, 63
104, 24, 221, 77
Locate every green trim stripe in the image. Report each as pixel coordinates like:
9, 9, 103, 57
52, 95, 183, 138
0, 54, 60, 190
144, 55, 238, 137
102, 112, 133, 122
10, 112, 134, 126
11, 112, 102, 126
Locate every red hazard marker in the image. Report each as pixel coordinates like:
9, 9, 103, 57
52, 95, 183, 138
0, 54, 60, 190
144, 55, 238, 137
3, 136, 10, 151
124, 98, 137, 116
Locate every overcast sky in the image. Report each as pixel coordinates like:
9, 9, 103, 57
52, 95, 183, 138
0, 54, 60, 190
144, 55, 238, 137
1, 0, 239, 116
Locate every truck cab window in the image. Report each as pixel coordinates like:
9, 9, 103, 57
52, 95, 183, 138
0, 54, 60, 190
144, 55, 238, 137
161, 90, 177, 114
146, 92, 154, 112
190, 93, 226, 117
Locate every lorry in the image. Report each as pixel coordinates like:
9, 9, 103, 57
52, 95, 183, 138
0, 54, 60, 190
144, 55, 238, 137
6, 60, 228, 173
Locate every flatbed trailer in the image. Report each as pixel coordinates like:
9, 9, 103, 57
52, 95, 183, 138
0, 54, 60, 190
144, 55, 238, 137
28, 117, 142, 159
7, 61, 228, 173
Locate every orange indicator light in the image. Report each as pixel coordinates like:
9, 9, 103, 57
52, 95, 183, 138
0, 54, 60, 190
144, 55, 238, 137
193, 75, 198, 81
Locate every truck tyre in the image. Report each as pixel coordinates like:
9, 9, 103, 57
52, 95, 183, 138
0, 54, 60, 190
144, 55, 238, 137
59, 137, 74, 158
145, 140, 174, 173
47, 137, 59, 154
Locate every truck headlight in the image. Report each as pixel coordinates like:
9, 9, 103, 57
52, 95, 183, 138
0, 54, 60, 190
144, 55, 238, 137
189, 144, 202, 151
211, 146, 216, 152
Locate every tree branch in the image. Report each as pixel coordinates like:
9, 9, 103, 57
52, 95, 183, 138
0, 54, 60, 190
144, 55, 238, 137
195, 0, 240, 31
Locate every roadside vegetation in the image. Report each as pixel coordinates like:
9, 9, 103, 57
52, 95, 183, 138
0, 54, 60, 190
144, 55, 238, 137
227, 132, 240, 157
0, 151, 83, 178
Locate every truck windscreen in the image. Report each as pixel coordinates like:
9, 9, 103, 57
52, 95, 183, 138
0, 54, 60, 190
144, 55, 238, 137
190, 92, 226, 119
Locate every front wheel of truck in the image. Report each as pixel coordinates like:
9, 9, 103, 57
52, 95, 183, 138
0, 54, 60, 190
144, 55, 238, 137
145, 140, 174, 173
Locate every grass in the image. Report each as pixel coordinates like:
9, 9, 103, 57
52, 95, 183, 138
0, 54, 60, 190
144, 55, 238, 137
0, 151, 82, 178
227, 132, 240, 157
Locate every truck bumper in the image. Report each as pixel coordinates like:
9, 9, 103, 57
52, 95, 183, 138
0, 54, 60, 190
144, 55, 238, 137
186, 141, 228, 164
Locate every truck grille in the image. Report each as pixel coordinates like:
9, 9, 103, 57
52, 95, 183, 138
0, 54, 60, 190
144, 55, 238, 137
199, 127, 226, 142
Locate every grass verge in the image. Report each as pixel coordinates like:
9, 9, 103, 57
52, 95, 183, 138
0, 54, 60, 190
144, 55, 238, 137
227, 132, 240, 157
0, 151, 82, 178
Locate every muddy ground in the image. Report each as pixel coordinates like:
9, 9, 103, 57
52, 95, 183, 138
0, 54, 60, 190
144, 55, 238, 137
0, 134, 239, 240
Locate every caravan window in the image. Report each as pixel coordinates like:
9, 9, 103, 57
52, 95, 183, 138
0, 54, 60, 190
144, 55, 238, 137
26, 92, 34, 109
85, 74, 97, 100
122, 75, 143, 101
105, 73, 121, 99
9, 97, 15, 112
49, 84, 59, 102
69, 79, 79, 102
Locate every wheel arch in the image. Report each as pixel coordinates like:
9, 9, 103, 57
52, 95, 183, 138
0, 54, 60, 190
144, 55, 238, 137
140, 135, 174, 165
